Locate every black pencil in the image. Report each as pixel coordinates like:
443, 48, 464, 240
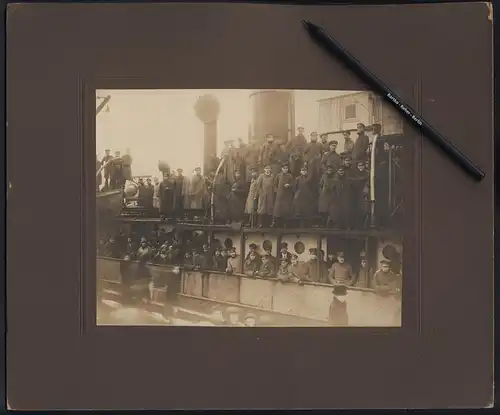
302, 20, 485, 182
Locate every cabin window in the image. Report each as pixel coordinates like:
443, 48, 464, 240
345, 103, 357, 120
294, 241, 305, 255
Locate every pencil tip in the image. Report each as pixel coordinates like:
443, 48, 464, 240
302, 20, 311, 29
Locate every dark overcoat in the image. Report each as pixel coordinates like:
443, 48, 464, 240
293, 174, 316, 216
227, 179, 247, 221
273, 172, 295, 218
318, 172, 336, 213
329, 175, 352, 225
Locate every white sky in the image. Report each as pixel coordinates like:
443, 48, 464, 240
96, 89, 357, 177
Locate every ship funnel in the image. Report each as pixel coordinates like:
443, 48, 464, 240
249, 90, 295, 146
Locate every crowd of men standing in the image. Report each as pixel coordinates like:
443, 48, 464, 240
139, 122, 397, 229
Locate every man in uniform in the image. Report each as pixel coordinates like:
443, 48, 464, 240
318, 165, 336, 227
255, 164, 275, 228
121, 148, 133, 182
372, 259, 401, 296
305, 248, 327, 283
244, 168, 259, 227
264, 247, 278, 269
220, 140, 236, 182
350, 159, 370, 228
173, 168, 188, 219
352, 122, 370, 161
159, 172, 175, 218
227, 169, 247, 223
320, 133, 330, 154
342, 131, 354, 155
272, 163, 295, 228
212, 169, 231, 224
327, 252, 354, 286
286, 126, 307, 177
101, 149, 114, 191
111, 150, 124, 190
329, 166, 352, 229
321, 140, 341, 174
286, 126, 307, 154
143, 178, 154, 210
293, 165, 316, 227
287, 254, 311, 285
304, 131, 323, 185
258, 134, 279, 175
354, 251, 373, 288
188, 167, 208, 212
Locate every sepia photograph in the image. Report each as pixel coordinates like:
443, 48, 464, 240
96, 89, 404, 327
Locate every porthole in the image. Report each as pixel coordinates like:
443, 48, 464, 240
262, 240, 273, 251
294, 241, 305, 255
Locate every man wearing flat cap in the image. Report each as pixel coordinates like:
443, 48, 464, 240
329, 284, 349, 326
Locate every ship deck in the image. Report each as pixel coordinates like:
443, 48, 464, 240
114, 216, 400, 237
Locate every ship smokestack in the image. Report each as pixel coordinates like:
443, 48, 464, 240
194, 94, 221, 174
249, 90, 295, 146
